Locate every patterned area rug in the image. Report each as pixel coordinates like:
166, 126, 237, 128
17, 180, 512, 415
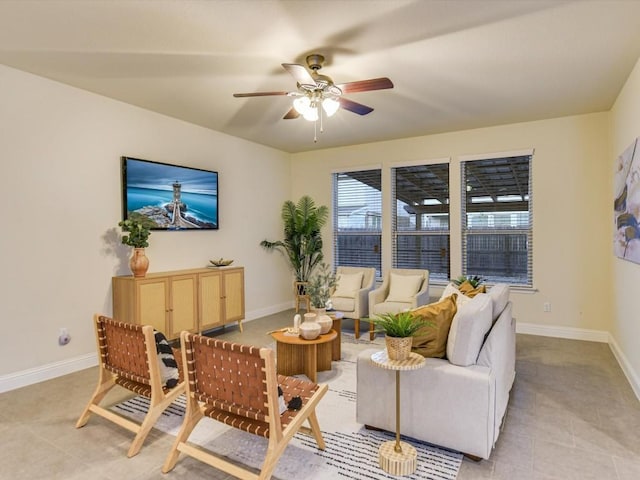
112, 333, 462, 480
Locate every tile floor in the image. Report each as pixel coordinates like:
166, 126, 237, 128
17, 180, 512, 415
1, 310, 639, 479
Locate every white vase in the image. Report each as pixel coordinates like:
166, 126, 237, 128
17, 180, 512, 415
316, 314, 332, 334
299, 319, 321, 340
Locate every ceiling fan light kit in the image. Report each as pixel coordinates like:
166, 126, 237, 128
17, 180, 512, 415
233, 53, 394, 143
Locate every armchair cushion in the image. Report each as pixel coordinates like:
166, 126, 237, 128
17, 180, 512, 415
410, 294, 458, 358
371, 301, 412, 316
334, 272, 364, 298
386, 273, 423, 303
331, 296, 355, 312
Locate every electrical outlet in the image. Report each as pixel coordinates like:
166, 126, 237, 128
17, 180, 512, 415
543, 302, 551, 313
58, 328, 71, 346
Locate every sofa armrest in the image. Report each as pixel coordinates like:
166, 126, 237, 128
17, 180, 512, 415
477, 301, 515, 444
353, 285, 373, 318
356, 348, 495, 459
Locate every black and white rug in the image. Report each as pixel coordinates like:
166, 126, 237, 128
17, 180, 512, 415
112, 334, 462, 480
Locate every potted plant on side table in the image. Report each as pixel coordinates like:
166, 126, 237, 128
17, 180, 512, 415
306, 263, 337, 333
118, 212, 155, 277
371, 311, 431, 361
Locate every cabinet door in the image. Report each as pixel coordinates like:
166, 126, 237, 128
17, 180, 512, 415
199, 272, 223, 331
137, 279, 169, 334
223, 269, 245, 321
169, 274, 198, 338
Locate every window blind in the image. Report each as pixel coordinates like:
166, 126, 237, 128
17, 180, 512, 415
391, 163, 450, 281
332, 169, 382, 277
460, 155, 533, 286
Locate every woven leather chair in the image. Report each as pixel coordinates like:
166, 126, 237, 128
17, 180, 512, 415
162, 332, 328, 480
76, 314, 185, 457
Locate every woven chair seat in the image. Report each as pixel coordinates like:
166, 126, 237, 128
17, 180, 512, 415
163, 332, 328, 480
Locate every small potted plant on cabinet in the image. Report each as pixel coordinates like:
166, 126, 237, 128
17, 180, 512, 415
118, 212, 155, 277
370, 311, 430, 361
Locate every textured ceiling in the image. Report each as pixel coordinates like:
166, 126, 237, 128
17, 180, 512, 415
1, 0, 640, 153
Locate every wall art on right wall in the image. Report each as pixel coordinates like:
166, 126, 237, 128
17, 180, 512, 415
614, 136, 640, 264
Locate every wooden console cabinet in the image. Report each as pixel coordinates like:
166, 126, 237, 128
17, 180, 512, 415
112, 267, 245, 339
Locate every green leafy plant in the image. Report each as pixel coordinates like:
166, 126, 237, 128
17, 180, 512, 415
118, 212, 156, 248
451, 274, 485, 288
369, 311, 431, 338
306, 263, 337, 308
260, 196, 329, 282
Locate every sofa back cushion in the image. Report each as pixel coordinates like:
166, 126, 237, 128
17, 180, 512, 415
446, 293, 493, 366
488, 283, 510, 321
439, 282, 473, 308
410, 295, 458, 358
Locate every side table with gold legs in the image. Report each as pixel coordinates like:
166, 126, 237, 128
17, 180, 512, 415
370, 350, 426, 476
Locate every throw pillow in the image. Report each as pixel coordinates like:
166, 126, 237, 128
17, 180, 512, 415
410, 294, 458, 358
386, 273, 423, 303
439, 283, 473, 309
333, 272, 364, 298
154, 330, 180, 388
446, 293, 493, 366
457, 280, 486, 298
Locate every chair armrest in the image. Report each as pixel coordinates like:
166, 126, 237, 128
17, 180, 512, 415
369, 285, 387, 307
412, 283, 430, 308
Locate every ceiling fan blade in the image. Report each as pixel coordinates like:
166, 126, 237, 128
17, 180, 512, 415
233, 91, 289, 97
339, 97, 374, 115
283, 108, 300, 120
337, 77, 394, 94
282, 63, 316, 87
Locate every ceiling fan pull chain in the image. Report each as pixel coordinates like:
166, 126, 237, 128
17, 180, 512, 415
314, 118, 318, 143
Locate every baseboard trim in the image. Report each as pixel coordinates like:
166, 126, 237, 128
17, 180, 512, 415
607, 334, 640, 401
516, 322, 609, 343
0, 352, 97, 394
0, 303, 294, 394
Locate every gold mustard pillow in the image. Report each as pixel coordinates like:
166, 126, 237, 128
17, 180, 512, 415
410, 295, 458, 358
458, 280, 486, 298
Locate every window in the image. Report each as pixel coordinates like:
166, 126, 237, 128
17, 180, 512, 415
392, 162, 450, 281
461, 154, 533, 286
333, 169, 382, 277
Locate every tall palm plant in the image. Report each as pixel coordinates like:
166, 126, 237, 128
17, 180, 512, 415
260, 196, 329, 282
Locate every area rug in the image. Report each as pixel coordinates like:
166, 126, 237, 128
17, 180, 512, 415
112, 333, 462, 480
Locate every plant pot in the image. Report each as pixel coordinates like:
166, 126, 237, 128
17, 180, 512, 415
385, 335, 413, 361
129, 248, 149, 278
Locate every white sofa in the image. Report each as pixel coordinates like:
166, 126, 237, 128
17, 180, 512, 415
356, 284, 515, 459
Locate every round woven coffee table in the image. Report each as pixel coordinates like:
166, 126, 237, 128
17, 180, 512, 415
370, 350, 426, 476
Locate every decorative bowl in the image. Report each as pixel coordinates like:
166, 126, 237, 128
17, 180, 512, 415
316, 315, 332, 334
299, 321, 321, 340
210, 258, 234, 267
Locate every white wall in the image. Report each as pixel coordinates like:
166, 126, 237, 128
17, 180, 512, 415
0, 65, 294, 385
291, 113, 613, 338
611, 57, 640, 396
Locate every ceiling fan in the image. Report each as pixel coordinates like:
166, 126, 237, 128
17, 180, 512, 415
233, 54, 394, 124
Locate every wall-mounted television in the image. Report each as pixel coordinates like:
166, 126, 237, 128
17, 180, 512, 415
121, 156, 218, 230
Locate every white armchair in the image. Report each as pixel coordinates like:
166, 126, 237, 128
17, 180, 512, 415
329, 266, 376, 338
367, 268, 430, 340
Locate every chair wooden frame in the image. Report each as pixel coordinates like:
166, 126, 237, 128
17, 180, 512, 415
163, 331, 328, 480
76, 314, 185, 457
